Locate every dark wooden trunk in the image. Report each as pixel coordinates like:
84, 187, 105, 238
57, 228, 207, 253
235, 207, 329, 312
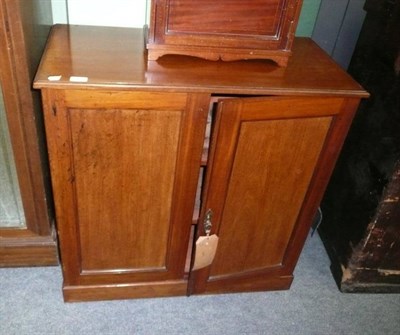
319, 0, 400, 292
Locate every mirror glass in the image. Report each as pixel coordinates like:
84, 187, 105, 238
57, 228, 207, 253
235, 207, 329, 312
0, 82, 26, 228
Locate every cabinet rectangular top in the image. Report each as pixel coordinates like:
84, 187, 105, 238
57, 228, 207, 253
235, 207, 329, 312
34, 25, 368, 98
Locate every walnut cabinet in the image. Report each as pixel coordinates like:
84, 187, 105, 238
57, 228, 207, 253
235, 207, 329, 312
34, 25, 368, 302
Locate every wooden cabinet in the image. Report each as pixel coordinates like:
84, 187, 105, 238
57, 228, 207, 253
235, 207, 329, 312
147, 0, 304, 65
34, 25, 367, 301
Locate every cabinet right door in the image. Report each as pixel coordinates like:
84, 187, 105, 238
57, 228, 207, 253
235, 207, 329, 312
190, 96, 358, 294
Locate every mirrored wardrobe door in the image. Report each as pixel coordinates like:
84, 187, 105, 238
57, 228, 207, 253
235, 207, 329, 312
0, 0, 57, 266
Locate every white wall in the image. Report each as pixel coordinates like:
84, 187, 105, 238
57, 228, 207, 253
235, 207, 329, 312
51, 0, 150, 27
51, 0, 68, 23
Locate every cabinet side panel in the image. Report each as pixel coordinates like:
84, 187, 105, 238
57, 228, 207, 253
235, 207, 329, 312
69, 108, 181, 271
210, 116, 331, 277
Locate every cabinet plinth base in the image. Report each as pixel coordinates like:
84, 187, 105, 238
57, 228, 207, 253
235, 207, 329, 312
0, 236, 58, 267
63, 280, 188, 302
199, 275, 294, 295
146, 44, 291, 67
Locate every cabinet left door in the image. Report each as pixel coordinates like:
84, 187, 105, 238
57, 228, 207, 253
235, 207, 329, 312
42, 89, 209, 301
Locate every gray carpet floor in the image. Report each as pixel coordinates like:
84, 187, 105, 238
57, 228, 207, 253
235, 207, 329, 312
1, 234, 399, 335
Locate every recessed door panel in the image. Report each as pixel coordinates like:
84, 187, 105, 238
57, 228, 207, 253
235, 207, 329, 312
209, 117, 331, 278
167, 0, 285, 36
69, 108, 181, 272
